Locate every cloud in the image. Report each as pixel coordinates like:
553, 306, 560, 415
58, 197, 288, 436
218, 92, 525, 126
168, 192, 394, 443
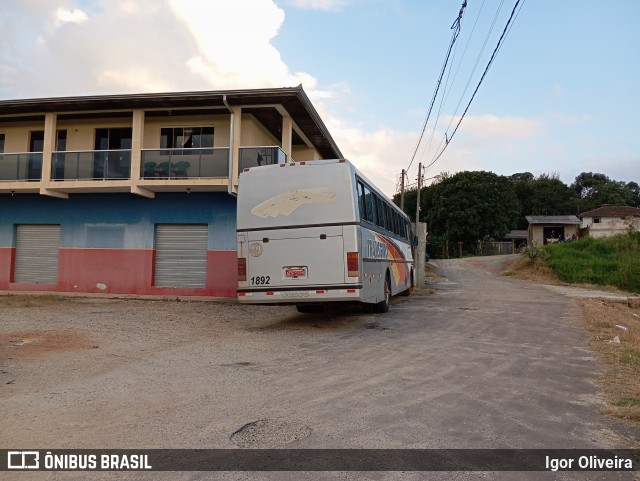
446, 114, 540, 140
54, 7, 88, 25
282, 0, 348, 11
0, 0, 320, 98
169, 0, 315, 89
317, 109, 418, 196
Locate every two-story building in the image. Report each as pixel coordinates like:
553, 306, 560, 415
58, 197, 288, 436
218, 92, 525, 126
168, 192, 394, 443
0, 86, 342, 297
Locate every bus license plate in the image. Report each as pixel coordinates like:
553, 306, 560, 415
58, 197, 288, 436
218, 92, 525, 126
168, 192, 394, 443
284, 266, 307, 279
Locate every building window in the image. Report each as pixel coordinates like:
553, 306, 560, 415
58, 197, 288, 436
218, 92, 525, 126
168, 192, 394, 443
29, 130, 68, 151
95, 128, 132, 150
91, 128, 132, 179
0, 132, 4, 153
160, 127, 214, 151
594, 218, 600, 223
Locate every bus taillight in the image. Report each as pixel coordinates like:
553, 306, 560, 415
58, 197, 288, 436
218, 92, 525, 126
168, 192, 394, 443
238, 258, 247, 281
347, 252, 359, 277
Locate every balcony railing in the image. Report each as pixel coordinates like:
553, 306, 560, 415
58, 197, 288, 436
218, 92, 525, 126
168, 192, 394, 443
0, 153, 43, 181
0, 146, 286, 183
239, 146, 287, 172
52, 150, 131, 180
140, 148, 229, 179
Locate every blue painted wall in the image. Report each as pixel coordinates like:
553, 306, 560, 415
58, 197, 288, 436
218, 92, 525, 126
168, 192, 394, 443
0, 192, 237, 250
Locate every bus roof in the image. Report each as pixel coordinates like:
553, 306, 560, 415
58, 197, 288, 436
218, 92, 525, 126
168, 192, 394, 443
238, 159, 407, 224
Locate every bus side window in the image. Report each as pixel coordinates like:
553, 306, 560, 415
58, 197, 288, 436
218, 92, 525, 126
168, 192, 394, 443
389, 203, 396, 233
364, 185, 376, 225
376, 196, 386, 229
357, 181, 366, 221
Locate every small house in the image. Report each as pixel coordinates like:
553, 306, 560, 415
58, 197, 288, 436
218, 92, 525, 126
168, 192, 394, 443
579, 205, 640, 238
525, 215, 581, 245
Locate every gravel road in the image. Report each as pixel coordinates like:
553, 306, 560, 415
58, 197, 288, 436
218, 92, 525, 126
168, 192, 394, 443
1, 255, 638, 480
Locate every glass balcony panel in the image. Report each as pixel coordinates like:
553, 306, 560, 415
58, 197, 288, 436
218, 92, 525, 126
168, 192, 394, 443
52, 150, 131, 180
140, 148, 229, 179
239, 147, 287, 172
0, 153, 43, 181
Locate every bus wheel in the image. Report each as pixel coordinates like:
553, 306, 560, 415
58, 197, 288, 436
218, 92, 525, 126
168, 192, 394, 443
373, 274, 390, 313
296, 304, 324, 313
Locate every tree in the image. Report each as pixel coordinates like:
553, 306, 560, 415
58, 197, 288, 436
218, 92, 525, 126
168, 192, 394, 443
510, 172, 578, 228
426, 171, 521, 257
571, 172, 640, 212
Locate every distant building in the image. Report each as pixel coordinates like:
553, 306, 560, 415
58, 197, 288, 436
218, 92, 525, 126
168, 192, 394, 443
579, 205, 640, 228
503, 230, 528, 250
525, 216, 581, 245
579, 205, 640, 238
0, 87, 342, 297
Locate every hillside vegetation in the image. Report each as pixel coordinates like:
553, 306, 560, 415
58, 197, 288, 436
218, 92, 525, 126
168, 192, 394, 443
544, 231, 640, 293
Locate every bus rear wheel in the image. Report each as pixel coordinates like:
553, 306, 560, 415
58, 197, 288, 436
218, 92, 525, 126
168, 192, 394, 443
373, 274, 390, 313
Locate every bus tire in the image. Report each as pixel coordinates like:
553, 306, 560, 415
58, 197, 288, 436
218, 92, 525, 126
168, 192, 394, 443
296, 304, 324, 313
373, 274, 391, 313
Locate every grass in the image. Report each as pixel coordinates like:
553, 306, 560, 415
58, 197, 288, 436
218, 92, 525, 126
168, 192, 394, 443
0, 294, 67, 307
581, 299, 640, 424
544, 231, 640, 293
503, 255, 562, 285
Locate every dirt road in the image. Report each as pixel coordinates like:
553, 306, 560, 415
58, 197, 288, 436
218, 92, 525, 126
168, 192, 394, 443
1, 256, 638, 480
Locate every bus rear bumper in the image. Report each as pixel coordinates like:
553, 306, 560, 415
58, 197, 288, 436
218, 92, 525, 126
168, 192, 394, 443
237, 287, 362, 304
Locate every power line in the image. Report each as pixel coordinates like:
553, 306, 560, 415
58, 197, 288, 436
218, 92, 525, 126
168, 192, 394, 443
430, 0, 504, 160
425, 0, 526, 172
406, 1, 467, 175
422, 0, 491, 167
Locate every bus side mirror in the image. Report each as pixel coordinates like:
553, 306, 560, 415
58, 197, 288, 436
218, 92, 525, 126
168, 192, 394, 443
413, 235, 418, 247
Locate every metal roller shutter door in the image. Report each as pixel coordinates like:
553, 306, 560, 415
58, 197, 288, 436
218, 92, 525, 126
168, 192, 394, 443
14, 225, 60, 284
154, 224, 208, 287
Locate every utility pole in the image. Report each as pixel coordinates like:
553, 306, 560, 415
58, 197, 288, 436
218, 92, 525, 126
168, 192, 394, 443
416, 163, 422, 223
400, 169, 406, 211
415, 163, 426, 289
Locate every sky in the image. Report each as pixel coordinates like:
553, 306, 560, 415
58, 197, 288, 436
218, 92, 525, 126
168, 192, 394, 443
1, 0, 638, 197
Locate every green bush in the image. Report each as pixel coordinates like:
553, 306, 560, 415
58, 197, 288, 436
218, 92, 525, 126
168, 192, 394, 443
522, 242, 549, 264
544, 232, 640, 293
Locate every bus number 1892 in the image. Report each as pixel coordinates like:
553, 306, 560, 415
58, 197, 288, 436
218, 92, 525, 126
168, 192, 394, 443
251, 276, 271, 285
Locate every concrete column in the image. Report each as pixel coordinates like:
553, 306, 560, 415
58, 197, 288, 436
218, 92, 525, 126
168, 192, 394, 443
40, 113, 67, 198
41, 113, 56, 183
130, 109, 154, 198
130, 109, 144, 181
415, 221, 427, 288
230, 106, 242, 191
282, 115, 292, 161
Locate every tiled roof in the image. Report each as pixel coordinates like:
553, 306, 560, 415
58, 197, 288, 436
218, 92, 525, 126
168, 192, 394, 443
579, 205, 640, 218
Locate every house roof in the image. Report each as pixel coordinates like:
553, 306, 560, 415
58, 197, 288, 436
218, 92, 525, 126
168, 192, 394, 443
504, 230, 528, 239
525, 215, 581, 225
0, 86, 343, 160
579, 205, 640, 218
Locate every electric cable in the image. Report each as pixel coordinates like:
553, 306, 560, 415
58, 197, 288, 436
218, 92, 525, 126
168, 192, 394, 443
426, 0, 525, 171
406, 1, 467, 177
421, 0, 490, 168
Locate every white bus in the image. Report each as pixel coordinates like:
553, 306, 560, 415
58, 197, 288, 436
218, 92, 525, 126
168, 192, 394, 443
236, 159, 414, 313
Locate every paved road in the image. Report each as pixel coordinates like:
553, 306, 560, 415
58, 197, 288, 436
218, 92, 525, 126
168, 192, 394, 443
2, 256, 638, 480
